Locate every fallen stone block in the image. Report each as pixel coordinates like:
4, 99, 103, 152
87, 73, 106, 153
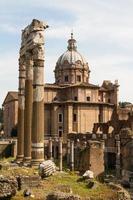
46, 191, 81, 200
82, 170, 94, 179
39, 160, 56, 178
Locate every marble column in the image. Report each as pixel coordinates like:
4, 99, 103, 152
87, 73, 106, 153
24, 52, 33, 163
49, 137, 53, 160
31, 45, 45, 166
17, 57, 26, 162
70, 140, 74, 171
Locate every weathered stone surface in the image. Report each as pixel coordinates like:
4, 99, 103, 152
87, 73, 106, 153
108, 182, 131, 200
16, 175, 41, 190
117, 190, 131, 200
82, 170, 94, 179
46, 191, 81, 200
0, 175, 18, 199
39, 160, 56, 178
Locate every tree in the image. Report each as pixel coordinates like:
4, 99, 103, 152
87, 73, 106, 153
119, 102, 132, 108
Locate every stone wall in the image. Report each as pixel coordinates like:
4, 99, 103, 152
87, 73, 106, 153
0, 139, 17, 158
75, 140, 104, 176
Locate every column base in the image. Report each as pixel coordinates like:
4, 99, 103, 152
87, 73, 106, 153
16, 155, 24, 162
23, 157, 31, 165
31, 158, 44, 166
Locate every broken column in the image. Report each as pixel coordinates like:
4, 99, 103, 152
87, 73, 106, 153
24, 52, 33, 163
17, 57, 26, 161
17, 19, 48, 164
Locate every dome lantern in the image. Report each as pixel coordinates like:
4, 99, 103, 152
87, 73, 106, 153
67, 33, 77, 51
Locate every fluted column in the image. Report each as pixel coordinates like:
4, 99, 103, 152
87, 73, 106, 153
24, 52, 33, 163
17, 57, 26, 161
31, 45, 45, 165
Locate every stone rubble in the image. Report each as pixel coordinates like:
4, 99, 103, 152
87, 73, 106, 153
0, 175, 18, 199
46, 191, 81, 200
108, 182, 131, 200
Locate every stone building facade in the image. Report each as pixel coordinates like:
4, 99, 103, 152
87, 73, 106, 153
2, 28, 133, 178
2, 92, 18, 137
2, 34, 118, 141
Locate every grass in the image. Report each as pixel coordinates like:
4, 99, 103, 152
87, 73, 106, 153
11, 172, 117, 200
0, 158, 118, 200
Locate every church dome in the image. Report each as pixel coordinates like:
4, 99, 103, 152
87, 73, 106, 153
57, 46, 87, 66
56, 33, 87, 67
54, 33, 90, 85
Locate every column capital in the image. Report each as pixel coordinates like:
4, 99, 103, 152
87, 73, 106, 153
33, 45, 44, 61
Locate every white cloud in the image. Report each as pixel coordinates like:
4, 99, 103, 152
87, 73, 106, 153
0, 24, 19, 34
0, 53, 18, 105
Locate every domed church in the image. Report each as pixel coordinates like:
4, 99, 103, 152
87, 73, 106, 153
3, 33, 119, 139
43, 33, 119, 141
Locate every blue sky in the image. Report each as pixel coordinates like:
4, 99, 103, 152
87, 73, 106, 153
0, 0, 133, 106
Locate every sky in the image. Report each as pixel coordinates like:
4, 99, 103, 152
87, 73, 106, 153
0, 0, 133, 106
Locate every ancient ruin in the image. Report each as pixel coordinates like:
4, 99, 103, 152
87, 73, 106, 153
1, 18, 133, 199
17, 19, 48, 165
